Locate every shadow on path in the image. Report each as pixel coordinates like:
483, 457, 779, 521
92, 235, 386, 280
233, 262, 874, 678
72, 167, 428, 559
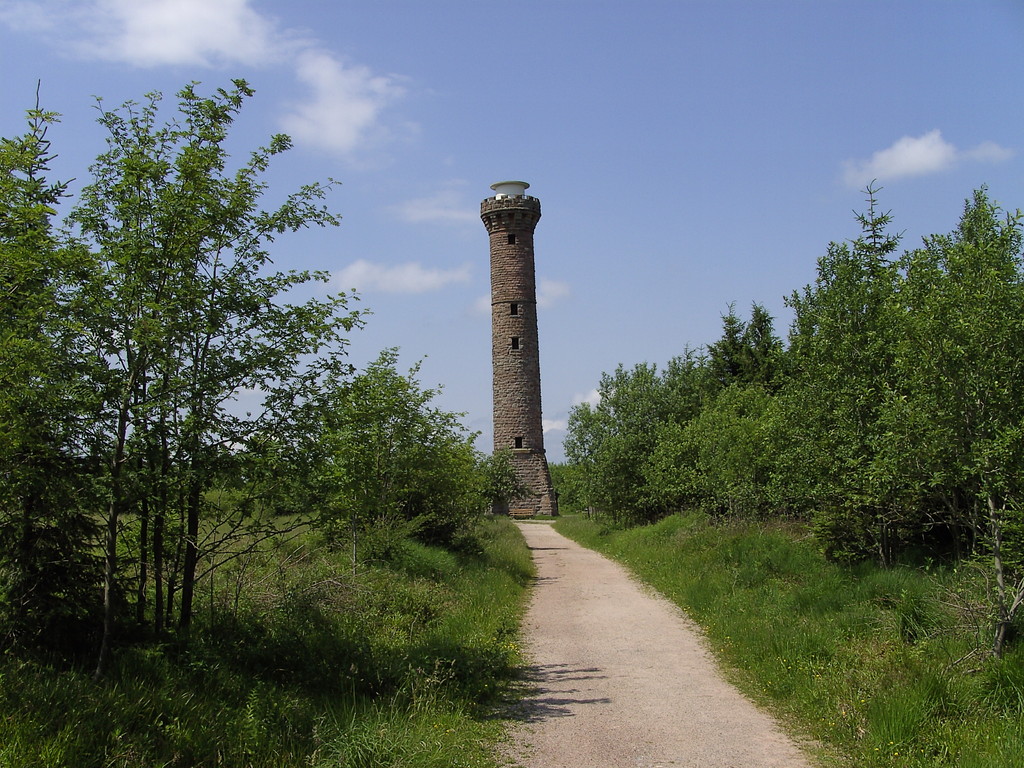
502, 662, 612, 722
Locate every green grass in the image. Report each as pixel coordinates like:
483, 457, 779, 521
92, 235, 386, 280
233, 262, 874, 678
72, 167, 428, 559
555, 512, 1024, 768
0, 516, 534, 768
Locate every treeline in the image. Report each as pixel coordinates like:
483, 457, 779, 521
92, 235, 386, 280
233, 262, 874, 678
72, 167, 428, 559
0, 81, 515, 674
562, 186, 1024, 654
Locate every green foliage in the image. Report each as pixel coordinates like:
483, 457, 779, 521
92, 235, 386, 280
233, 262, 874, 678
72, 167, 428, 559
318, 349, 492, 559
676, 384, 777, 516
891, 189, 1024, 653
565, 183, 1024, 653
548, 462, 586, 514
707, 302, 783, 389
0, 81, 399, 670
66, 81, 363, 658
0, 102, 101, 650
0, 517, 531, 767
479, 449, 528, 512
557, 513, 1024, 768
0, 81, 503, 677
564, 361, 664, 522
781, 184, 905, 561
565, 351, 714, 523
564, 307, 782, 523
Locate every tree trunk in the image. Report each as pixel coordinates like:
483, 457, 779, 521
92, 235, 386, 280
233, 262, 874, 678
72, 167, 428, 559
351, 508, 358, 577
136, 494, 148, 626
153, 501, 165, 636
165, 520, 182, 628
95, 403, 132, 680
178, 478, 202, 633
14, 494, 36, 629
94, 486, 120, 679
989, 494, 1014, 658
153, 414, 169, 636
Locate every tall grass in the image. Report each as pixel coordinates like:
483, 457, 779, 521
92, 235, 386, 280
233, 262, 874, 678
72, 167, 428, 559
556, 512, 1024, 767
0, 516, 533, 767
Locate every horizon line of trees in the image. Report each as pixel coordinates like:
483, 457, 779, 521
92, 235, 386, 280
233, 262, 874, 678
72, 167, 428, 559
561, 185, 1024, 656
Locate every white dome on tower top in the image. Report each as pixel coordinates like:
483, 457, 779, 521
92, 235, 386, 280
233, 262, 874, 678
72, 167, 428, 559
490, 180, 530, 198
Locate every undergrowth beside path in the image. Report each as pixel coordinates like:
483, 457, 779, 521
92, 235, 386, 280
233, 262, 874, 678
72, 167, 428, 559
0, 517, 533, 768
556, 513, 1024, 768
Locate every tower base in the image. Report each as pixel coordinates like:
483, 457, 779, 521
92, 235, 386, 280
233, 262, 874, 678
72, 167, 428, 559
494, 448, 558, 517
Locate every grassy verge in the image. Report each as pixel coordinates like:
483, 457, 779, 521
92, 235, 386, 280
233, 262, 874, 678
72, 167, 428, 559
0, 516, 533, 768
555, 512, 1024, 768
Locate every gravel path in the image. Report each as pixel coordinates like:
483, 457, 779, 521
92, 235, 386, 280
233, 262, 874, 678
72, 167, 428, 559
503, 521, 816, 768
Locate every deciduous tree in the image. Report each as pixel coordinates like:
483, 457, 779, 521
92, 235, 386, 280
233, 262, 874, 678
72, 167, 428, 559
66, 81, 360, 673
894, 189, 1024, 654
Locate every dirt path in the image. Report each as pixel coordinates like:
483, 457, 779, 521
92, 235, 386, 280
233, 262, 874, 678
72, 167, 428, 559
503, 521, 816, 768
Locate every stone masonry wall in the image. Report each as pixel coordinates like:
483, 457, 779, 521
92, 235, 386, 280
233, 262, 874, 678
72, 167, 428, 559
481, 193, 558, 516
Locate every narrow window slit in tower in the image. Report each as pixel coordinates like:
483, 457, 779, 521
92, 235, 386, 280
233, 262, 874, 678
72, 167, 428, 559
514, 437, 524, 449
507, 233, 517, 245
510, 303, 519, 315
511, 337, 520, 350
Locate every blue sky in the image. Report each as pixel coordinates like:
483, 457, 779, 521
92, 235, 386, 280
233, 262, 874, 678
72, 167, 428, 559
2, 0, 1022, 462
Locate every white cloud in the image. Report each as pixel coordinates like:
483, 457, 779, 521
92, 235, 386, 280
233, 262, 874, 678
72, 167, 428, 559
964, 140, 1015, 164
537, 278, 570, 308
393, 184, 476, 224
0, 0, 57, 33
472, 294, 492, 316
0, 0, 407, 159
843, 130, 955, 187
543, 418, 567, 435
334, 260, 470, 294
843, 130, 1014, 188
79, 0, 286, 67
280, 48, 405, 156
572, 389, 601, 408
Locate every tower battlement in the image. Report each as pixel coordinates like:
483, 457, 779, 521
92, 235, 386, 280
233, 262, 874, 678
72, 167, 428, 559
480, 195, 541, 232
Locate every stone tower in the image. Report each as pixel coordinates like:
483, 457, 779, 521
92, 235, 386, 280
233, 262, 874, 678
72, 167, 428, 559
481, 181, 558, 516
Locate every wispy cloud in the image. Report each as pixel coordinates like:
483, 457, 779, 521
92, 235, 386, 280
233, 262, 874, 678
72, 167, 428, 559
472, 294, 492, 316
964, 141, 1015, 164
537, 278, 571, 308
334, 260, 471, 294
393, 183, 476, 224
281, 48, 405, 156
572, 389, 601, 408
0, 0, 407, 159
543, 418, 567, 434
77, 0, 285, 67
0, 0, 59, 33
842, 129, 1013, 188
